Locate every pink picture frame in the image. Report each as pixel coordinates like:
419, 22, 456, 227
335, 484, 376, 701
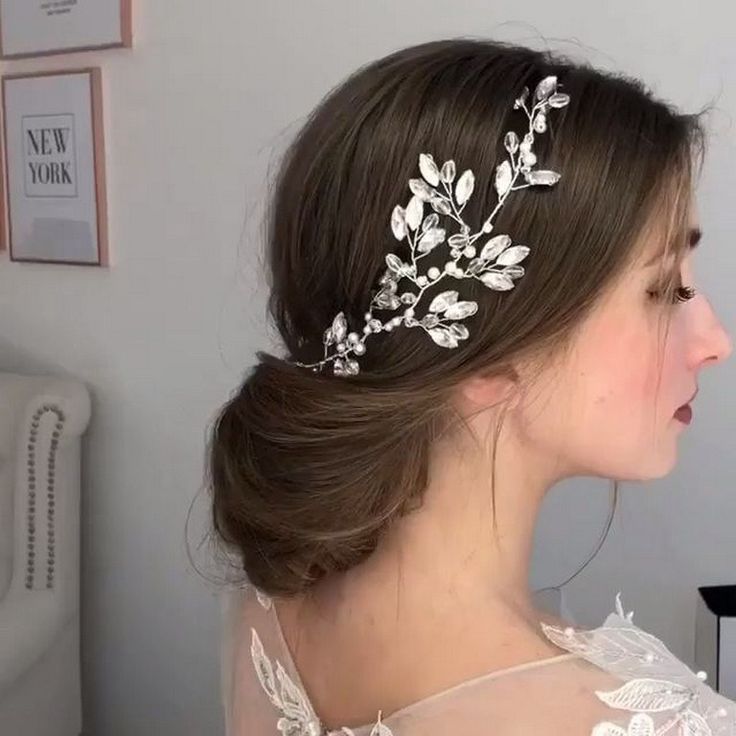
0, 0, 132, 60
1, 67, 109, 266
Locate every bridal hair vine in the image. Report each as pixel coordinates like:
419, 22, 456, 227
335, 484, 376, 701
292, 75, 570, 376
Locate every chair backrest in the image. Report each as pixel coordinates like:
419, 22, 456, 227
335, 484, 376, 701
0, 372, 91, 601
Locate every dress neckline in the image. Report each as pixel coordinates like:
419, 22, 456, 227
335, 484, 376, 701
267, 593, 581, 731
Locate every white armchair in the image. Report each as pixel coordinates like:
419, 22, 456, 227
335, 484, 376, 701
0, 372, 90, 736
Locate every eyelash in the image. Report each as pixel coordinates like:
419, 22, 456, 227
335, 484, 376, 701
647, 283, 697, 304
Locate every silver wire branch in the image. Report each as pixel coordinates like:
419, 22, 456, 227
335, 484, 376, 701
293, 75, 570, 376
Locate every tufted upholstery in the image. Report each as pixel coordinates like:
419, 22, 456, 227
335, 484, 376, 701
0, 372, 90, 736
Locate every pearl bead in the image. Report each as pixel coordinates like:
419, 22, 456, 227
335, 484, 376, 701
364, 312, 372, 321
404, 308, 415, 318
384, 323, 393, 331
464, 246, 476, 258
696, 670, 708, 681
417, 276, 428, 286
444, 262, 454, 273
428, 267, 440, 280
564, 627, 574, 638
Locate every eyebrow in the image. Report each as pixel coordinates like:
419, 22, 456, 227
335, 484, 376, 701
644, 226, 702, 267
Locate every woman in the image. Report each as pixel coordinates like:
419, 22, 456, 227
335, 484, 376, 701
207, 37, 733, 735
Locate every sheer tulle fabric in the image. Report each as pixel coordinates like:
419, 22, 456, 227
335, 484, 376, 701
221, 584, 736, 735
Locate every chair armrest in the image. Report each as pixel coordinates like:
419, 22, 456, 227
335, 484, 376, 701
0, 587, 73, 694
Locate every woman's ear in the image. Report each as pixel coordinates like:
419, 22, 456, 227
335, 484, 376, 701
455, 370, 520, 414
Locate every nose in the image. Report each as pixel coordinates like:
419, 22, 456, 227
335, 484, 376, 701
695, 296, 733, 368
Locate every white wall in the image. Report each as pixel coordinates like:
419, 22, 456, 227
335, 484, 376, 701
0, 2, 733, 734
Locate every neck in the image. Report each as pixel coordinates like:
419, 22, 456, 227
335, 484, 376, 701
306, 416, 567, 639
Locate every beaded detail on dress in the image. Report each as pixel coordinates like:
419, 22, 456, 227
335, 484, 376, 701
246, 589, 736, 736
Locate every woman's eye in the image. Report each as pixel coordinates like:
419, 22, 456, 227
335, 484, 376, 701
647, 284, 697, 304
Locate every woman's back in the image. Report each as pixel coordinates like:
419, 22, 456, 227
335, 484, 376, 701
221, 584, 736, 735
262, 582, 575, 729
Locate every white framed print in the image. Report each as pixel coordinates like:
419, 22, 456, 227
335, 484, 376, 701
0, 0, 132, 59
2, 68, 109, 266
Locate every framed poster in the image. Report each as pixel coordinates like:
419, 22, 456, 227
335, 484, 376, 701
0, 0, 132, 59
0, 121, 6, 251
1, 68, 109, 266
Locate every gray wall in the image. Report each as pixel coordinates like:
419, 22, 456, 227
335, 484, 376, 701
0, 2, 733, 734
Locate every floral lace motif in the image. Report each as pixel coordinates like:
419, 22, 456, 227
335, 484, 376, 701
248, 586, 392, 736
246, 586, 736, 736
540, 593, 736, 735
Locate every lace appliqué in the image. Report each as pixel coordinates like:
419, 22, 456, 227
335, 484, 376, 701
249, 585, 393, 736
541, 593, 736, 735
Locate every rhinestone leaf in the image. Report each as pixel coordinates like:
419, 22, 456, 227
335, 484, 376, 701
440, 160, 456, 183
480, 234, 512, 262
409, 178, 434, 201
430, 197, 452, 215
419, 153, 440, 186
421, 213, 439, 232
455, 169, 474, 206
331, 313, 347, 342
405, 195, 424, 230
504, 131, 519, 154
444, 301, 478, 320
417, 227, 446, 253
503, 265, 525, 279
448, 233, 469, 248
496, 245, 530, 266
385, 253, 404, 274
449, 323, 469, 340
390, 205, 406, 240
534, 75, 557, 101
495, 160, 512, 198
465, 258, 484, 275
525, 170, 560, 186
480, 272, 515, 290
428, 327, 458, 348
429, 290, 459, 313
548, 92, 570, 108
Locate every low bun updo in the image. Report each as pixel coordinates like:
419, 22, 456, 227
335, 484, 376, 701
205, 37, 709, 596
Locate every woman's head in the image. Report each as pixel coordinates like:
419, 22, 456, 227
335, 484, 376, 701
206, 38, 730, 597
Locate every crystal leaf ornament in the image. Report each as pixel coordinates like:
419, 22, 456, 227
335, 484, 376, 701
293, 76, 570, 376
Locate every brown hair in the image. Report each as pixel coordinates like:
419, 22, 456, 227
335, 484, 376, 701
204, 38, 710, 597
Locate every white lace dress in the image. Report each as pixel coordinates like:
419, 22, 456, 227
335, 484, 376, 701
220, 584, 736, 735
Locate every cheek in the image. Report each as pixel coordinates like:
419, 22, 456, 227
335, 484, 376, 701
577, 314, 657, 416
572, 303, 678, 426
